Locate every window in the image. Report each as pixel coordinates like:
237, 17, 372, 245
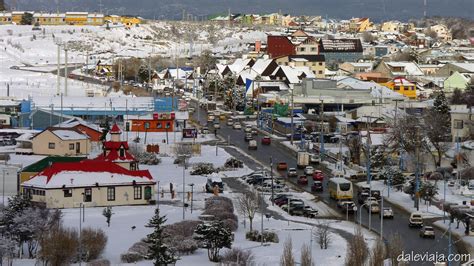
156, 123, 162, 129
119, 148, 125, 157
48, 142, 55, 149
319, 62, 323, 66
299, 47, 305, 52
454, 120, 464, 129
64, 189, 72, 197
134, 186, 142, 200
107, 187, 115, 201
318, 70, 323, 75
394, 87, 400, 91
165, 122, 171, 129
69, 143, 75, 150
311, 47, 316, 52
84, 188, 92, 202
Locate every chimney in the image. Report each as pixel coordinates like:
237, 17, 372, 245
255, 40, 261, 53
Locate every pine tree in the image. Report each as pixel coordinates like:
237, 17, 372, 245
194, 220, 233, 262
433, 90, 450, 115
144, 208, 177, 265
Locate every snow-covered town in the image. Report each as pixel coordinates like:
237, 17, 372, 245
0, 1, 474, 266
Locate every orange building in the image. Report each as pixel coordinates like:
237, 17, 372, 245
125, 113, 175, 133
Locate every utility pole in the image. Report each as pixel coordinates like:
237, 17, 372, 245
270, 156, 274, 206
290, 86, 294, 145
64, 43, 68, 97
414, 125, 420, 211
57, 44, 61, 95
320, 100, 325, 159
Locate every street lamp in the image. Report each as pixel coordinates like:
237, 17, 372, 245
358, 202, 369, 226
188, 183, 194, 213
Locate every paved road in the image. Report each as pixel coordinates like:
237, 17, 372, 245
191, 102, 467, 265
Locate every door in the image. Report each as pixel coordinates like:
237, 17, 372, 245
76, 142, 80, 153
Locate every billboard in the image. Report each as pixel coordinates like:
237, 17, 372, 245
182, 128, 198, 138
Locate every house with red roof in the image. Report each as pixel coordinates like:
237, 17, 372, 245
94, 124, 138, 170
21, 159, 156, 208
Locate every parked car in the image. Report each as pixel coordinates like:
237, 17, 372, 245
201, 127, 209, 134
248, 140, 257, 150
302, 206, 319, 218
297, 175, 308, 185
419, 226, 435, 238
205, 177, 224, 193
409, 212, 424, 227
233, 123, 242, 130
274, 195, 294, 206
244, 133, 253, 141
312, 170, 324, 181
311, 181, 323, 192
277, 198, 303, 208
304, 166, 315, 175
287, 168, 298, 178
261, 136, 271, 145
277, 162, 288, 171
380, 207, 394, 219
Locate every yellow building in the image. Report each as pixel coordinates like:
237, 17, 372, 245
31, 128, 91, 156
105, 15, 121, 24
121, 16, 142, 27
0, 12, 12, 24
11, 11, 24, 24
21, 160, 156, 209
275, 55, 326, 78
381, 21, 402, 32
33, 13, 66, 25
65, 12, 88, 25
349, 17, 371, 32
382, 77, 417, 99
87, 13, 105, 26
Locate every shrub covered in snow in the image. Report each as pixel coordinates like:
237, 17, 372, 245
163, 220, 201, 238
190, 163, 217, 175
245, 230, 279, 243
86, 259, 111, 266
205, 196, 234, 213
220, 248, 254, 265
120, 252, 144, 263
80, 228, 108, 262
224, 158, 243, 169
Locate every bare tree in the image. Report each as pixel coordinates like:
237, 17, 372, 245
387, 233, 406, 266
369, 239, 386, 266
345, 229, 368, 266
280, 238, 295, 266
385, 115, 420, 161
362, 31, 375, 43
313, 222, 332, 249
300, 243, 313, 266
236, 190, 260, 232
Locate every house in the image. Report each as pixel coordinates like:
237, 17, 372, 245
0, 12, 12, 24
444, 72, 472, 93
21, 160, 156, 208
450, 105, 474, 142
20, 156, 86, 184
65, 12, 88, 25
94, 124, 138, 170
349, 17, 372, 32
381, 21, 403, 33
267, 30, 319, 58
87, 13, 104, 26
339, 62, 373, 74
121, 16, 141, 27
381, 77, 417, 99
55, 118, 102, 142
275, 55, 326, 78
31, 128, 90, 156
318, 39, 363, 64
418, 64, 444, 76
105, 15, 121, 24
435, 63, 474, 77
11, 11, 24, 24
271, 65, 316, 85
33, 13, 66, 25
430, 24, 452, 42
374, 61, 424, 78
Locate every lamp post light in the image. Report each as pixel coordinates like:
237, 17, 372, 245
188, 183, 194, 213
358, 202, 369, 226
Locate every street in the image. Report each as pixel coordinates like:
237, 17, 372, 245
191, 102, 465, 265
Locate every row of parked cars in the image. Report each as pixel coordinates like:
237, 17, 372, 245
241, 171, 287, 193
270, 194, 319, 218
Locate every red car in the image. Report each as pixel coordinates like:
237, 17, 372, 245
277, 162, 288, 171
298, 175, 308, 185
312, 170, 324, 181
261, 136, 271, 145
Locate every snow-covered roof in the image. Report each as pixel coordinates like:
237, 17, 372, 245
337, 77, 406, 100
51, 129, 89, 140
385, 62, 424, 76
55, 118, 101, 132
23, 160, 154, 189
229, 58, 252, 74
450, 63, 474, 73
252, 59, 274, 75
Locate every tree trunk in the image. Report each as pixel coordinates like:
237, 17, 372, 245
249, 217, 253, 232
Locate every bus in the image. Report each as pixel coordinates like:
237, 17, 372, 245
328, 178, 353, 200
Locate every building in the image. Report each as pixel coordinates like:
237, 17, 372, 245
0, 165, 21, 196
430, 24, 452, 42
349, 17, 371, 32
65, 12, 88, 25
0, 12, 12, 24
275, 55, 326, 78
94, 124, 138, 171
105, 15, 121, 24
435, 63, 474, 77
450, 105, 474, 142
381, 21, 403, 33
11, 11, 24, 24
444, 72, 472, 93
318, 39, 363, 64
20, 156, 86, 184
339, 62, 373, 74
31, 128, 91, 156
381, 77, 417, 99
55, 118, 102, 142
121, 16, 141, 27
267, 30, 319, 59
374, 61, 424, 78
125, 112, 175, 133
33, 13, 66, 25
87, 13, 104, 26
21, 160, 156, 208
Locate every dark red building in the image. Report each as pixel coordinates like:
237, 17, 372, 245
267, 35, 297, 59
